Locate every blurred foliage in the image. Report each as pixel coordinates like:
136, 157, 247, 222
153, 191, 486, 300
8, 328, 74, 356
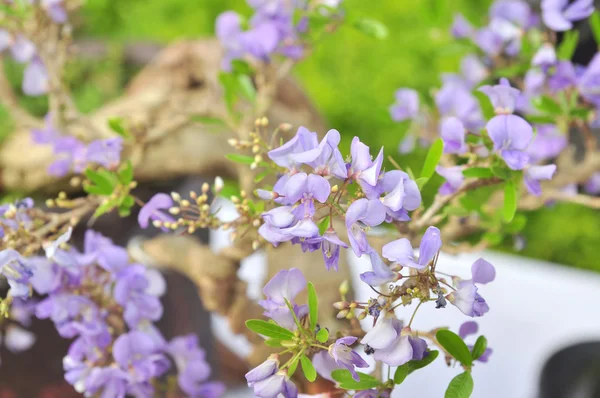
1, 0, 599, 271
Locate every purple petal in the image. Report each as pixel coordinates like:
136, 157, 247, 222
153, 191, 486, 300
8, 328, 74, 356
501, 149, 530, 170
360, 316, 398, 350
360, 250, 396, 286
458, 321, 479, 339
373, 335, 413, 366
262, 268, 306, 304
418, 226, 442, 267
382, 238, 421, 269
22, 59, 48, 96
471, 258, 496, 285
137, 193, 174, 229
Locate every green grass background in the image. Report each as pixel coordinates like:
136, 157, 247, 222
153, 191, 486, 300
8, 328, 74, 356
2, 0, 599, 270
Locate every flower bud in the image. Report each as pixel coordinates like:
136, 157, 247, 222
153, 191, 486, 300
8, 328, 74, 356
228, 138, 238, 147
339, 280, 349, 296
169, 207, 180, 215
333, 301, 347, 310
201, 182, 210, 193
358, 311, 367, 320
171, 192, 181, 202
331, 185, 339, 193
336, 309, 349, 319
260, 117, 269, 126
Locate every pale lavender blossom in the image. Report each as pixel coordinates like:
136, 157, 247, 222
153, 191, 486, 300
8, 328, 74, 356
578, 54, 600, 106
378, 170, 421, 220
447, 258, 496, 317
328, 336, 369, 381
138, 193, 175, 229
347, 137, 384, 193
524, 164, 557, 196
584, 172, 600, 194
312, 351, 342, 382
526, 124, 567, 163
436, 166, 464, 195
440, 117, 468, 154
360, 249, 398, 286
258, 268, 308, 330
436, 81, 484, 131
345, 198, 387, 256
382, 226, 442, 270
548, 61, 577, 92
458, 321, 493, 363
451, 14, 474, 38
268, 126, 318, 170
22, 57, 48, 96
389, 89, 419, 122
532, 44, 557, 69
542, 0, 593, 31
289, 129, 347, 179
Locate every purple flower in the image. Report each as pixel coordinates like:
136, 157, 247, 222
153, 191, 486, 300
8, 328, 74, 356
440, 117, 467, 154
0, 249, 34, 297
458, 321, 493, 363
389, 89, 419, 122
355, 390, 390, 398
584, 172, 600, 194
475, 27, 504, 56
10, 35, 35, 63
542, 0, 593, 31
2, 325, 35, 353
258, 207, 297, 246
548, 61, 577, 93
83, 367, 129, 398
22, 58, 48, 96
250, 371, 298, 398
447, 258, 496, 317
86, 137, 123, 169
382, 226, 442, 270
310, 228, 348, 271
281, 172, 330, 217
360, 249, 398, 286
138, 193, 175, 229
47, 137, 87, 176
398, 134, 416, 154
312, 351, 343, 382
36, 293, 107, 338
436, 81, 484, 131
436, 166, 464, 195
490, 1, 533, 28
360, 315, 427, 366
524, 164, 557, 196
451, 14, 474, 38
113, 331, 169, 385
258, 268, 308, 330
328, 336, 368, 381
460, 54, 489, 88
31, 113, 60, 144
526, 124, 567, 163
268, 126, 318, 170
114, 265, 163, 328
168, 334, 225, 397
76, 229, 129, 274
345, 198, 387, 256
478, 80, 535, 170
578, 54, 600, 106
42, 0, 68, 23
289, 129, 347, 179
246, 355, 279, 385
348, 137, 384, 192
378, 170, 422, 219
532, 44, 557, 69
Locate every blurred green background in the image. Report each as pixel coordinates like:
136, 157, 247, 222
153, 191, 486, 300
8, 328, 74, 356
2, 0, 599, 270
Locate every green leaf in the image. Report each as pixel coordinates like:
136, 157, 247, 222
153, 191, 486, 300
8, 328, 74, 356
331, 370, 381, 390
316, 328, 329, 343
471, 336, 488, 361
93, 198, 118, 219
254, 170, 269, 183
84, 169, 116, 196
190, 115, 226, 127
420, 138, 444, 179
408, 350, 439, 374
445, 372, 474, 398
557, 30, 579, 60
230, 59, 253, 75
473, 90, 495, 120
483, 231, 503, 245
307, 282, 318, 332
570, 107, 593, 120
245, 319, 296, 340
462, 167, 494, 178
394, 363, 409, 384
108, 117, 131, 139
288, 356, 300, 377
226, 154, 255, 164
264, 339, 282, 347
415, 177, 429, 190
284, 299, 304, 330
352, 18, 389, 39
237, 74, 257, 102
436, 330, 473, 366
504, 213, 527, 233
219, 72, 239, 115
443, 206, 470, 217
590, 11, 600, 45
503, 180, 518, 223
300, 355, 317, 382
118, 161, 134, 185
318, 215, 330, 235
526, 114, 557, 124
491, 165, 512, 180
532, 95, 562, 115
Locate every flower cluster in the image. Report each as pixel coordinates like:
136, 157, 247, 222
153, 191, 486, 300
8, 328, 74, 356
216, 0, 342, 70
0, 30, 48, 96
257, 127, 421, 271
31, 115, 123, 177
1, 227, 223, 397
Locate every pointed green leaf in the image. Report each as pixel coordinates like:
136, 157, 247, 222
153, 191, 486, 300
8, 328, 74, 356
352, 18, 389, 39
532, 95, 562, 115
557, 30, 579, 60
318, 215, 330, 235
288, 356, 300, 377
589, 11, 600, 45
84, 169, 115, 196
118, 161, 134, 185
316, 328, 329, 343
436, 330, 473, 366
471, 336, 488, 361
445, 372, 474, 398
394, 363, 409, 384
408, 350, 439, 373
300, 355, 317, 382
254, 170, 269, 183
264, 339, 282, 347
420, 138, 444, 179
245, 319, 295, 340
93, 198, 118, 219
190, 115, 226, 127
108, 117, 131, 139
491, 165, 512, 180
307, 282, 318, 332
226, 154, 255, 164
462, 167, 494, 178
331, 370, 381, 390
473, 90, 495, 120
237, 74, 257, 102
415, 177, 429, 190
503, 180, 518, 223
